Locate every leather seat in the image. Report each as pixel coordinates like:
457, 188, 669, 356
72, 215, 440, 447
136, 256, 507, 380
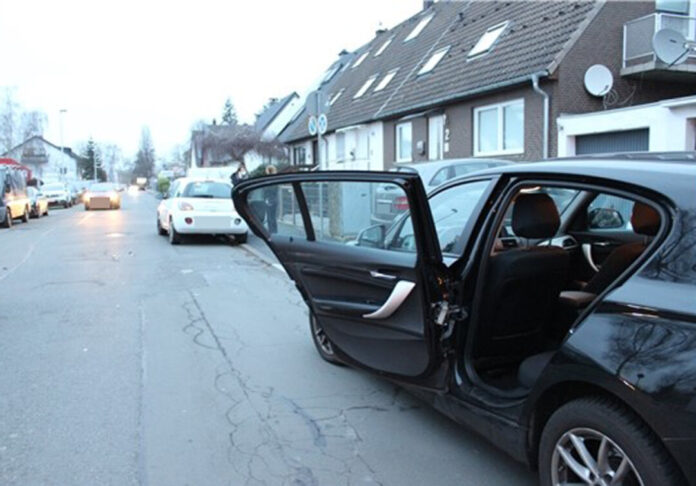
475, 193, 569, 361
583, 202, 660, 295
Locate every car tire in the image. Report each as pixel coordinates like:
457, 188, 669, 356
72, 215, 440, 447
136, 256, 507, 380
235, 232, 248, 244
539, 396, 684, 486
84, 204, 89, 211
64, 201, 69, 209
21, 207, 29, 223
309, 312, 344, 366
1, 209, 11, 228
157, 217, 167, 236
168, 219, 182, 245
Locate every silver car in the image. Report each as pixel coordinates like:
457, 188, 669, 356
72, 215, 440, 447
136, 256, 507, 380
372, 158, 509, 224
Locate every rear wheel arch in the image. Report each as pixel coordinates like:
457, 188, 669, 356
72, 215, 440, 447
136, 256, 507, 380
526, 381, 671, 471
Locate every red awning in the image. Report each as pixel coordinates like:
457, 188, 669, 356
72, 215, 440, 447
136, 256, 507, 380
0, 158, 32, 180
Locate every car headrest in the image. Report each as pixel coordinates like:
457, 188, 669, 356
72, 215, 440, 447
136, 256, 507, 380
512, 193, 560, 239
631, 202, 660, 236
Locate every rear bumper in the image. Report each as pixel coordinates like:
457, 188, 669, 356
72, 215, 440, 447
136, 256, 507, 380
86, 196, 116, 209
47, 197, 69, 205
172, 211, 248, 235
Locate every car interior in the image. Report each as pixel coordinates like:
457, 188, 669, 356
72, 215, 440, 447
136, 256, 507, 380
466, 183, 662, 393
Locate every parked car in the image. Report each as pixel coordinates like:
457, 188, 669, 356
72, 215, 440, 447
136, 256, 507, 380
68, 181, 85, 204
42, 182, 73, 208
232, 153, 696, 486
27, 186, 49, 218
156, 177, 248, 244
83, 182, 121, 210
372, 158, 509, 225
0, 165, 31, 227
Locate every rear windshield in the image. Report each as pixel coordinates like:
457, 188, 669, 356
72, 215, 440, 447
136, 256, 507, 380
90, 183, 116, 191
182, 181, 231, 199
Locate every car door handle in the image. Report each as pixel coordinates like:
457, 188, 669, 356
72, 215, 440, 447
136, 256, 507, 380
593, 241, 612, 247
370, 270, 397, 281
363, 280, 415, 320
582, 243, 600, 272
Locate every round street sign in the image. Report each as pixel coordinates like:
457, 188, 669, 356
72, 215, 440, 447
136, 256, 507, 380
318, 114, 328, 135
308, 116, 318, 136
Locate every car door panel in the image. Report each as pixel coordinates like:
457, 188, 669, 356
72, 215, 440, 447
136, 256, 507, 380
233, 172, 448, 386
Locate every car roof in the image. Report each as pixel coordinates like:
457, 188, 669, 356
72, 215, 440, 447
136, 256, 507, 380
452, 152, 696, 206
400, 158, 510, 185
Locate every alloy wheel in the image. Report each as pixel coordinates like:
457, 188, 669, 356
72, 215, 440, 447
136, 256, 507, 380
310, 314, 334, 356
551, 427, 644, 486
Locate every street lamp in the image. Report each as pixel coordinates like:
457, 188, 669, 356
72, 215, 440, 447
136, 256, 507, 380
59, 109, 67, 181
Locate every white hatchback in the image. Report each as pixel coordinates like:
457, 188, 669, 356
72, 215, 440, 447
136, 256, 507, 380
156, 177, 248, 244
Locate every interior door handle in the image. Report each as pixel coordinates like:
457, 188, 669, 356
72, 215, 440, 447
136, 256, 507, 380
593, 241, 612, 247
363, 281, 415, 320
369, 270, 397, 281
582, 243, 600, 272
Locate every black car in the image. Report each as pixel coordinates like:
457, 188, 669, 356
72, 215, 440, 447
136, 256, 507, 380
233, 154, 696, 485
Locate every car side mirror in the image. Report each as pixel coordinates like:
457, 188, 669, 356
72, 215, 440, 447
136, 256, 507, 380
158, 193, 166, 200
357, 224, 386, 249
589, 207, 624, 229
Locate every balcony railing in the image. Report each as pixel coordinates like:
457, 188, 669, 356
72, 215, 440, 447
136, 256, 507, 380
623, 13, 696, 68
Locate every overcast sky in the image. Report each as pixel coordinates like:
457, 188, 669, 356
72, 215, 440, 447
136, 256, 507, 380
0, 0, 423, 160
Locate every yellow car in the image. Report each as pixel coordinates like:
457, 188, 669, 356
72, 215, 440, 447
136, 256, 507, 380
83, 182, 121, 210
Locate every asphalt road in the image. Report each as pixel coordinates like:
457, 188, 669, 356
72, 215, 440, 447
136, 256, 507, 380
0, 192, 536, 486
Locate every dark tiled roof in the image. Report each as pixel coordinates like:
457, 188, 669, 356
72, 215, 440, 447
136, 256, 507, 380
254, 92, 298, 132
282, 0, 597, 143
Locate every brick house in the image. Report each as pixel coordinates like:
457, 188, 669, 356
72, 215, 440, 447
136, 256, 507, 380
279, 0, 696, 170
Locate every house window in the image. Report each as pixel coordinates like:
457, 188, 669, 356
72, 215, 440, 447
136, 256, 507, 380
418, 47, 449, 75
396, 122, 412, 162
336, 132, 345, 162
474, 99, 524, 155
374, 69, 398, 92
468, 21, 509, 58
354, 75, 377, 99
293, 146, 306, 165
428, 115, 444, 160
656, 0, 690, 14
329, 89, 344, 105
405, 14, 433, 42
374, 36, 394, 56
352, 51, 369, 68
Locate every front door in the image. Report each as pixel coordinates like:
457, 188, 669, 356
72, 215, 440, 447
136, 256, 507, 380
233, 172, 451, 389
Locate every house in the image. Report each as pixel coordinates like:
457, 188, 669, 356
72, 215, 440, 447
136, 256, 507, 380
2, 135, 82, 182
280, 0, 696, 169
243, 92, 300, 171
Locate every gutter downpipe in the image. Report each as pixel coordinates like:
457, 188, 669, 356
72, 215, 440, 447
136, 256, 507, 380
531, 73, 550, 159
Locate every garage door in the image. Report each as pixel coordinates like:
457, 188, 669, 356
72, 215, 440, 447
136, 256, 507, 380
575, 128, 649, 155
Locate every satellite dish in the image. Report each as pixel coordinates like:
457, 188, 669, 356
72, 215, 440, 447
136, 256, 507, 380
583, 64, 613, 97
653, 28, 688, 65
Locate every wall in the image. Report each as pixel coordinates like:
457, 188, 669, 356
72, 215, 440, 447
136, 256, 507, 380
382, 84, 546, 168
325, 121, 384, 171
558, 96, 696, 155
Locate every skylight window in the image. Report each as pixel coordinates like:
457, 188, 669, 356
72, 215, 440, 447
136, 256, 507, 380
374, 69, 398, 91
322, 65, 340, 83
418, 47, 449, 75
374, 36, 393, 56
405, 14, 433, 42
354, 75, 377, 99
468, 21, 509, 58
329, 89, 344, 105
352, 51, 370, 68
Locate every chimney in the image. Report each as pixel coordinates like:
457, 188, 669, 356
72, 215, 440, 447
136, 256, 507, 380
423, 0, 434, 10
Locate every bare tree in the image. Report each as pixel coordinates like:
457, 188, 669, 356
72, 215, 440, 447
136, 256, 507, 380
0, 88, 19, 153
200, 124, 287, 163
102, 144, 122, 182
19, 110, 47, 140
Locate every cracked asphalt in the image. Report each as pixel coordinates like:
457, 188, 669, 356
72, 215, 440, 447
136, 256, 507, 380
0, 192, 536, 486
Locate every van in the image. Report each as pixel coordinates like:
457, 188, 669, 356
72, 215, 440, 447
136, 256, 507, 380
0, 166, 31, 227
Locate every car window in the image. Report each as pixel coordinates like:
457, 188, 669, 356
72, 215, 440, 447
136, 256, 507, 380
502, 187, 579, 237
429, 167, 451, 187
587, 194, 634, 231
182, 181, 231, 199
388, 180, 491, 255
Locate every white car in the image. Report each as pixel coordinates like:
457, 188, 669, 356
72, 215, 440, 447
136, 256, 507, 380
156, 177, 248, 244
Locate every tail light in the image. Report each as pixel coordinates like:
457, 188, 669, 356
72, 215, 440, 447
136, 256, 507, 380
393, 196, 409, 211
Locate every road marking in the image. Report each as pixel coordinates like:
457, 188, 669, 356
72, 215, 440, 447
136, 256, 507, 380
0, 227, 56, 282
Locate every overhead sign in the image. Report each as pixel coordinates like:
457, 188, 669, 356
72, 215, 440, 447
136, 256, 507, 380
308, 116, 318, 136
317, 114, 328, 135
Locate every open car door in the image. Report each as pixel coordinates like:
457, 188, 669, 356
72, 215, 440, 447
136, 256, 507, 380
233, 171, 451, 390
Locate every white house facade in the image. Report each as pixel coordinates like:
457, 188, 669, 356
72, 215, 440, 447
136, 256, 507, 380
558, 95, 696, 156
3, 136, 80, 182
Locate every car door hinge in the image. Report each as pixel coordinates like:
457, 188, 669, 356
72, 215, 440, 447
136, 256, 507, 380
432, 301, 467, 328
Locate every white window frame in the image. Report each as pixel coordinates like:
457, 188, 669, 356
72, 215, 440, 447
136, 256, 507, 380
468, 21, 509, 59
473, 99, 524, 156
428, 115, 444, 160
352, 51, 369, 68
374, 36, 394, 56
354, 75, 377, 99
405, 14, 433, 42
374, 69, 398, 92
418, 46, 449, 75
396, 122, 413, 163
